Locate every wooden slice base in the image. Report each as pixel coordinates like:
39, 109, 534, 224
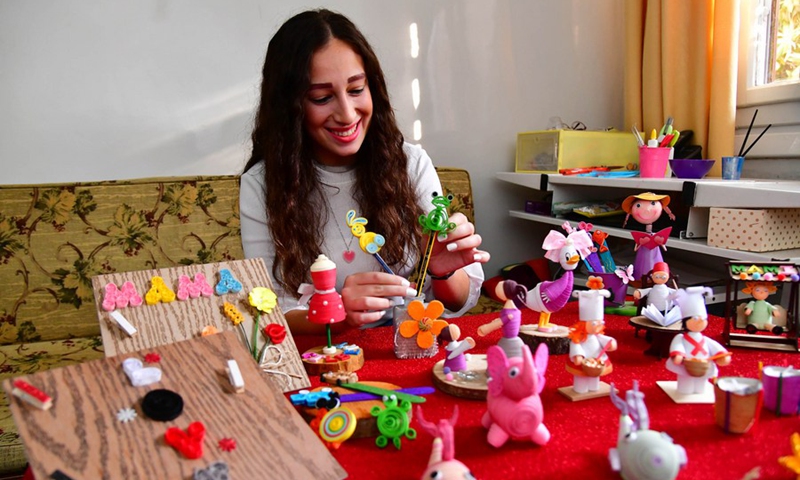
519, 324, 570, 355
657, 380, 715, 404
431, 354, 488, 400
299, 381, 413, 439
301, 346, 365, 376
557, 382, 616, 402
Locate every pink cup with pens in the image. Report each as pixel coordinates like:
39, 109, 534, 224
638, 147, 671, 178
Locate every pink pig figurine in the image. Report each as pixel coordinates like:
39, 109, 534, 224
482, 343, 550, 447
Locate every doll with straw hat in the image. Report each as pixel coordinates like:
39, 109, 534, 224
622, 192, 676, 282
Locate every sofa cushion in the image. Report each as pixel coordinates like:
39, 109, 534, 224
0, 176, 243, 345
435, 167, 475, 225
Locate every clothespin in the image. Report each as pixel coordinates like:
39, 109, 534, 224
226, 359, 245, 393
12, 379, 52, 410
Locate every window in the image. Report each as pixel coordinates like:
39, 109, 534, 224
739, 0, 800, 106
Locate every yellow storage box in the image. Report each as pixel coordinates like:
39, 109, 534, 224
515, 130, 639, 173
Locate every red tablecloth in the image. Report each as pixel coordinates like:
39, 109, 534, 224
292, 301, 799, 480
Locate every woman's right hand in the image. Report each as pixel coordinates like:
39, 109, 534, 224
341, 272, 418, 328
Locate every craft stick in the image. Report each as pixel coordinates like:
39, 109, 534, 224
415, 235, 436, 296
741, 123, 772, 157
109, 310, 137, 337
739, 109, 758, 157
709, 351, 732, 362
226, 359, 245, 393
340, 382, 427, 404
339, 386, 435, 403
12, 379, 52, 410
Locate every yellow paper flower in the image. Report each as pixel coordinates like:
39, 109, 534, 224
248, 287, 277, 313
399, 300, 448, 349
223, 302, 244, 325
779, 432, 800, 477
145, 276, 176, 305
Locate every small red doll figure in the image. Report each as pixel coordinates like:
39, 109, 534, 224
622, 192, 676, 282
299, 254, 346, 354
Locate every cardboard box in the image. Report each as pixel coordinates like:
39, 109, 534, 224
515, 130, 639, 173
707, 208, 800, 252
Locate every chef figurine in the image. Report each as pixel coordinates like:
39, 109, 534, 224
666, 287, 731, 395
633, 262, 682, 326
566, 278, 617, 394
742, 282, 782, 335
622, 192, 676, 281
477, 281, 525, 359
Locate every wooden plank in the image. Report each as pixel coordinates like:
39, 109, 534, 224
90, 258, 309, 392
3, 331, 345, 480
3, 332, 346, 479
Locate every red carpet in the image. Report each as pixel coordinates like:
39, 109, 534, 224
291, 301, 799, 480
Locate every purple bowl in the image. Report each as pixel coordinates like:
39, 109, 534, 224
669, 159, 715, 179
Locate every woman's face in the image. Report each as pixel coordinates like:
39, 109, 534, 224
303, 38, 373, 167
631, 200, 663, 225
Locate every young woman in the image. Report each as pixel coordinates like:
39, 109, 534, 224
240, 9, 489, 334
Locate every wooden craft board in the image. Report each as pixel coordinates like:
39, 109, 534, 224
91, 258, 310, 392
302, 345, 365, 376
3, 331, 345, 480
657, 380, 715, 404
557, 382, 616, 402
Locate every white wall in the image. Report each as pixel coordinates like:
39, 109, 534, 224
0, 0, 625, 276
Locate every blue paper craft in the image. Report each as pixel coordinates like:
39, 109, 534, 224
215, 269, 243, 295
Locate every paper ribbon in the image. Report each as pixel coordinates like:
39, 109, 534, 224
542, 229, 594, 262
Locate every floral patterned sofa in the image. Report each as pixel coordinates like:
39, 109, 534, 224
0, 167, 497, 475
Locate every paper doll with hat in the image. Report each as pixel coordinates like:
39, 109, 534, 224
559, 277, 618, 401
622, 192, 676, 282
633, 262, 682, 327
658, 286, 732, 403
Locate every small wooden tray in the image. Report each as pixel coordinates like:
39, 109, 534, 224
431, 354, 489, 400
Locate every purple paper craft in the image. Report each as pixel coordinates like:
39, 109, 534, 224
762, 366, 800, 416
339, 386, 435, 403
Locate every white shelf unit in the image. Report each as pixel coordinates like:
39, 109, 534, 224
497, 172, 800, 263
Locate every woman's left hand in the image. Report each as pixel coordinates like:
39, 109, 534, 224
426, 212, 490, 277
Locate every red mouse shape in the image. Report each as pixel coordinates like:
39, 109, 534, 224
165, 421, 205, 459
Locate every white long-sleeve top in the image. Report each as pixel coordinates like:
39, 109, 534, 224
665, 331, 728, 379
239, 143, 484, 319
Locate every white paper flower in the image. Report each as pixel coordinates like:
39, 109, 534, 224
116, 407, 137, 423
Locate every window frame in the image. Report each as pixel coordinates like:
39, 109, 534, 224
737, 0, 800, 107
736, 0, 800, 161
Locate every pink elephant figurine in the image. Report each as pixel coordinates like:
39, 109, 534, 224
482, 343, 550, 447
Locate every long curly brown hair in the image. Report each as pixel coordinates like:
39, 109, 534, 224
243, 9, 424, 296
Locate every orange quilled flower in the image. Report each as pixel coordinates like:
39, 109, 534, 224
586, 276, 605, 290
779, 432, 800, 477
399, 299, 448, 349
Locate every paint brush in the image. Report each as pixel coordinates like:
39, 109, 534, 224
738, 109, 758, 156
741, 123, 772, 157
